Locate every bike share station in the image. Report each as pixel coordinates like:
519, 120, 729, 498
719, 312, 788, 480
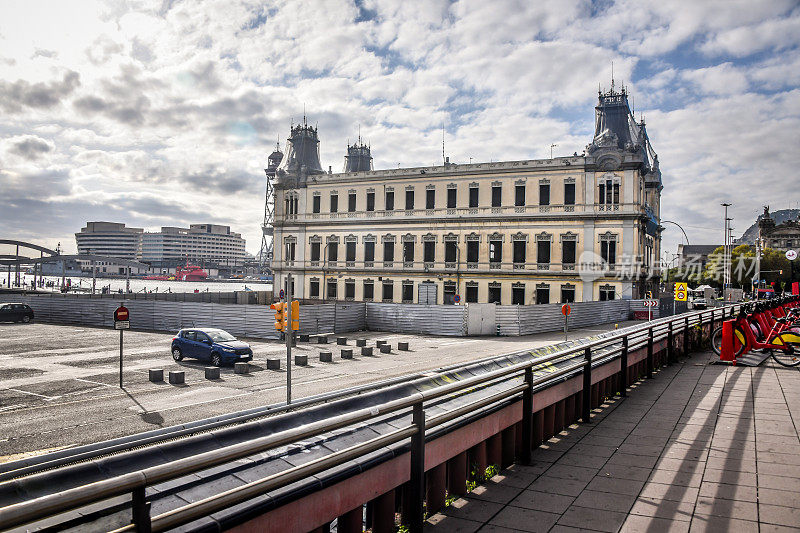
717, 293, 800, 366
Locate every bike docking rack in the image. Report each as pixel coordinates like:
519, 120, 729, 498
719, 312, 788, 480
718, 296, 800, 366
0, 306, 735, 533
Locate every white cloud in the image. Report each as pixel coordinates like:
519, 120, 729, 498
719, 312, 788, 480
0, 0, 797, 259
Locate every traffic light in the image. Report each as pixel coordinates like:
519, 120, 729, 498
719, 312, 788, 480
271, 302, 287, 332
290, 300, 300, 331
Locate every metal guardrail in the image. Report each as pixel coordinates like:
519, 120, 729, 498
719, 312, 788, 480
0, 305, 739, 533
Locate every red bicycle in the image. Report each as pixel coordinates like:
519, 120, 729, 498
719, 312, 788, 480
711, 299, 800, 367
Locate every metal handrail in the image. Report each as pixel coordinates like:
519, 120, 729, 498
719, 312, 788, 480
0, 305, 738, 532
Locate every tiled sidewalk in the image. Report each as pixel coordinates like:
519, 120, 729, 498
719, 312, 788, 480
425, 351, 800, 532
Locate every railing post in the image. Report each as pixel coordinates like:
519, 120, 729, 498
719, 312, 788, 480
409, 401, 425, 532
684, 316, 690, 356
620, 336, 628, 398
132, 486, 151, 533
667, 322, 674, 365
521, 367, 533, 465
646, 327, 653, 379
581, 347, 591, 423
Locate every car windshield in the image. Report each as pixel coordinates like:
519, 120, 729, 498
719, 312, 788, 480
206, 330, 237, 342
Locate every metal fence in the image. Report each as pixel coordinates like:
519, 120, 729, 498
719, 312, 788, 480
18, 295, 657, 338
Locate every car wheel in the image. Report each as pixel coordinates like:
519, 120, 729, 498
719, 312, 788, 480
22, 315, 31, 323
211, 353, 222, 367
172, 347, 184, 362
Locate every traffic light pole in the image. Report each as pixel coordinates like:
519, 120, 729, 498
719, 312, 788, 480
286, 274, 293, 405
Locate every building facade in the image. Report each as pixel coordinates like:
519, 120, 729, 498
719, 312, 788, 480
76, 222, 247, 267
758, 207, 800, 252
271, 87, 662, 304
75, 222, 143, 259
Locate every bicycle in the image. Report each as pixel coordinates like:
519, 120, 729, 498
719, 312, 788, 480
711, 298, 800, 367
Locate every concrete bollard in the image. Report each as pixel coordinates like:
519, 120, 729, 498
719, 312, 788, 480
265, 359, 280, 370
356, 339, 367, 347
299, 334, 310, 342
341, 349, 353, 359
316, 335, 329, 344
379, 344, 391, 354
337, 337, 348, 345
149, 369, 164, 382
294, 354, 308, 366
361, 346, 374, 356
204, 367, 220, 380
376, 340, 387, 347
235, 362, 251, 374
168, 371, 185, 385
398, 342, 410, 351
320, 351, 333, 362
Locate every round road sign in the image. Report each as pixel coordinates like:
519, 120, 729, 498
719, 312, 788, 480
279, 289, 285, 299
114, 305, 129, 321
787, 250, 797, 261
453, 294, 461, 303
561, 304, 571, 316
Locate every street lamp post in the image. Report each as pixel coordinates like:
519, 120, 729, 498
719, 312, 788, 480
721, 203, 731, 296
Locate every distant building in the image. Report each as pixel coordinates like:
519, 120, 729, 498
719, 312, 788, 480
758, 207, 800, 252
271, 85, 663, 304
75, 222, 247, 268
675, 244, 721, 269
75, 222, 143, 259
141, 224, 247, 267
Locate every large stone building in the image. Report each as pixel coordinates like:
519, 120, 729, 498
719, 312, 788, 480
758, 207, 800, 252
271, 86, 662, 304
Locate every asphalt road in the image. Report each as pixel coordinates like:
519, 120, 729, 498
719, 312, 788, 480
0, 320, 639, 462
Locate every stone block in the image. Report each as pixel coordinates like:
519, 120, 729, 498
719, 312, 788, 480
168, 371, 185, 385
341, 349, 353, 359
148, 368, 163, 382
316, 335, 329, 344
376, 340, 387, 347
204, 367, 220, 380
380, 344, 391, 354
356, 339, 367, 347
320, 351, 333, 362
361, 347, 374, 356
337, 337, 348, 345
235, 362, 251, 374
398, 342, 409, 351
299, 334, 310, 342
294, 355, 308, 366
265, 359, 280, 370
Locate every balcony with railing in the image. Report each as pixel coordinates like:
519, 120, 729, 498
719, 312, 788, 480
281, 202, 642, 224
271, 259, 628, 276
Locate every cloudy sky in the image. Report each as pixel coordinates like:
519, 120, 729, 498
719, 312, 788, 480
1, 0, 799, 259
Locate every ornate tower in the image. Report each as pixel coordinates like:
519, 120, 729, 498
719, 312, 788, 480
343, 137, 373, 172
257, 142, 283, 274
275, 117, 324, 188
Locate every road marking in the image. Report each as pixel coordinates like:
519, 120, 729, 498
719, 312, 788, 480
6, 388, 61, 401
75, 378, 118, 389
0, 405, 25, 413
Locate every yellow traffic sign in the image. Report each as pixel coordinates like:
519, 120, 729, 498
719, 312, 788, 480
674, 282, 688, 302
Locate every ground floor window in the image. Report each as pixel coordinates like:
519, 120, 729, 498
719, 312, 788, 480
488, 283, 501, 304
536, 284, 550, 304
402, 281, 413, 302
599, 285, 616, 301
512, 284, 525, 305
363, 280, 374, 301
345, 279, 355, 300
465, 283, 478, 303
561, 285, 575, 303
309, 279, 319, 298
383, 280, 394, 301
327, 280, 337, 299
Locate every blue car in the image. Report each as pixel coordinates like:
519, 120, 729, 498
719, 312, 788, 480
171, 328, 253, 367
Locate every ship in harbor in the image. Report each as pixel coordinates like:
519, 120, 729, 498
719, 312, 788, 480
175, 263, 208, 282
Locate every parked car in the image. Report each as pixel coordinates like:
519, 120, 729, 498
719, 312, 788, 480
0, 303, 34, 323
690, 298, 708, 310
170, 328, 253, 367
